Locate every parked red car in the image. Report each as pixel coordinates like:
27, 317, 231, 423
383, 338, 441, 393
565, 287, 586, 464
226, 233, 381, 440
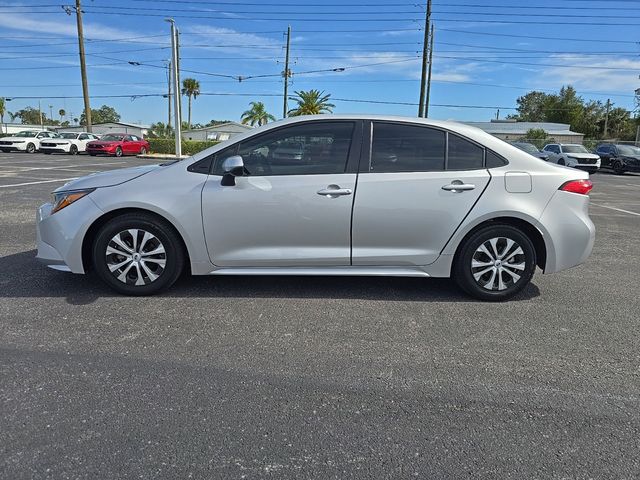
86, 133, 150, 157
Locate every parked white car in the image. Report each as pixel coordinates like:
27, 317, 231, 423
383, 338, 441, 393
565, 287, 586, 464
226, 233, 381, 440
0, 130, 58, 153
542, 144, 600, 173
40, 132, 101, 155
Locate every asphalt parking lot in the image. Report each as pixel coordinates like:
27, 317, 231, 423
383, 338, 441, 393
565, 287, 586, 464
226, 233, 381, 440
1, 152, 639, 478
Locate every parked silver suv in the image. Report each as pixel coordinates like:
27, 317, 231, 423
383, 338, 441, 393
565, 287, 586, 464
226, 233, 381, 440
36, 116, 595, 301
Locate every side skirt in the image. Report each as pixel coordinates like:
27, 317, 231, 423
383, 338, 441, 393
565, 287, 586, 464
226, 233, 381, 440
207, 266, 431, 277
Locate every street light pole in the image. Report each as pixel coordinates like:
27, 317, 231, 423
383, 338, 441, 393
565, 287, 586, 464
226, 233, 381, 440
166, 18, 182, 158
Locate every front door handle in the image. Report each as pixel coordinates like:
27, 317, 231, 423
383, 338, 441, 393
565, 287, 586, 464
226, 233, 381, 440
317, 184, 353, 198
442, 181, 476, 192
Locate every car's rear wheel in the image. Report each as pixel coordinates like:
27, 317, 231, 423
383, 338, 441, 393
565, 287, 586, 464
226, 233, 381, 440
70, 144, 78, 155
140, 146, 147, 155
26, 143, 36, 153
453, 224, 536, 302
115, 147, 123, 157
92, 213, 185, 295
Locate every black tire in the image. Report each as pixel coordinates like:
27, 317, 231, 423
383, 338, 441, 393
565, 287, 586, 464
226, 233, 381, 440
557, 158, 565, 166
140, 146, 147, 155
89, 153, 97, 156
453, 224, 537, 302
70, 144, 78, 155
115, 146, 123, 157
612, 160, 625, 175
92, 213, 185, 296
26, 143, 36, 153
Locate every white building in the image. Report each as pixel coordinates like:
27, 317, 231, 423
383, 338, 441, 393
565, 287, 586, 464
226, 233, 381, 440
464, 120, 584, 144
53, 122, 150, 138
183, 122, 252, 142
1, 123, 55, 135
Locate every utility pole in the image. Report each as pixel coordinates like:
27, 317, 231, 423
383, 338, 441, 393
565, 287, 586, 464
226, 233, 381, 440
603, 98, 611, 138
38, 100, 43, 128
75, 0, 92, 132
424, 24, 434, 118
283, 25, 291, 118
166, 18, 182, 157
48, 105, 53, 124
176, 28, 182, 130
418, 0, 432, 117
166, 60, 172, 129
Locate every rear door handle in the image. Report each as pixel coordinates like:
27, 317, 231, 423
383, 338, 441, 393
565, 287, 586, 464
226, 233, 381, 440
317, 184, 353, 198
442, 182, 476, 192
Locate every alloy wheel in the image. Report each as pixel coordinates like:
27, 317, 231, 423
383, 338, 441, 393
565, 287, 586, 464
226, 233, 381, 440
105, 229, 166, 286
470, 237, 526, 291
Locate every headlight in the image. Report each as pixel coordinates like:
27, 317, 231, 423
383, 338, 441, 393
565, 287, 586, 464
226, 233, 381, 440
51, 188, 95, 214
14, 141, 25, 144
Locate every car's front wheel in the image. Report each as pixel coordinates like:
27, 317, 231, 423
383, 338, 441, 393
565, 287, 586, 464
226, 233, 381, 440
613, 160, 625, 175
92, 213, 185, 295
26, 143, 36, 153
453, 224, 537, 301
70, 144, 78, 155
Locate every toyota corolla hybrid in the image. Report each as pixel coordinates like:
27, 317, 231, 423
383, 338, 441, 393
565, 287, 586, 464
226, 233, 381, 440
36, 115, 595, 301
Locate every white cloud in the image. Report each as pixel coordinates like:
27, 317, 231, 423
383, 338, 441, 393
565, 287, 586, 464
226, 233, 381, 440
536, 55, 640, 93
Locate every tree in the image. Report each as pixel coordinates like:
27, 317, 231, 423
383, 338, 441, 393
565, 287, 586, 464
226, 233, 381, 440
80, 105, 120, 125
58, 108, 66, 123
0, 98, 5, 127
241, 101, 276, 126
148, 122, 174, 138
509, 91, 552, 122
13, 107, 44, 125
288, 90, 335, 116
181, 78, 200, 129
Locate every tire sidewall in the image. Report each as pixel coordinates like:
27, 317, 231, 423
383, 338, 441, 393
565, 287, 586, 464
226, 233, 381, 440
454, 225, 537, 301
115, 147, 123, 157
27, 143, 36, 153
92, 215, 184, 295
70, 144, 78, 155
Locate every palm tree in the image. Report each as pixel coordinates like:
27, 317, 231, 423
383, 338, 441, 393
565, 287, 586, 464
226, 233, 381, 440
241, 101, 276, 126
58, 108, 66, 123
287, 90, 335, 116
0, 98, 5, 131
181, 78, 200, 129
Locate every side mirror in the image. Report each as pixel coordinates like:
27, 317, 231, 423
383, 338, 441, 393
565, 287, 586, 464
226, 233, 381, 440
221, 155, 245, 186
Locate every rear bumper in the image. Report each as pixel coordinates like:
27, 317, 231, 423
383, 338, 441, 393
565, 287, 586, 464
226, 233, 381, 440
537, 190, 595, 274
35, 197, 104, 273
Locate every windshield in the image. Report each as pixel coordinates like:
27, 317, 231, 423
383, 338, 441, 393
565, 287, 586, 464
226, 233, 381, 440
14, 131, 39, 137
618, 145, 640, 156
100, 134, 125, 141
563, 145, 589, 154
513, 143, 539, 154
59, 133, 78, 139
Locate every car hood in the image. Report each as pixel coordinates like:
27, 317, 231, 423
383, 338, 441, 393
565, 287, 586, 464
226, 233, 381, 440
0, 136, 36, 141
54, 164, 160, 192
566, 153, 599, 159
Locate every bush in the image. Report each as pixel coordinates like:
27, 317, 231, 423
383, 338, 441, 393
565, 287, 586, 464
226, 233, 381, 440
147, 138, 219, 156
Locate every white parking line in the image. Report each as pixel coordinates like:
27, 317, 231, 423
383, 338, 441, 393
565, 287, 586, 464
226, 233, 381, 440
0, 177, 78, 188
591, 203, 640, 217
0, 161, 125, 173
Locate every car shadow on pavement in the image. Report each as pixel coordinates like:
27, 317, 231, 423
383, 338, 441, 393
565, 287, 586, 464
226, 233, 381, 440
0, 250, 541, 304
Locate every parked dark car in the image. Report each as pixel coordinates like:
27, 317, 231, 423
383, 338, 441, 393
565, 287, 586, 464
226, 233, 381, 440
594, 143, 640, 175
510, 142, 549, 161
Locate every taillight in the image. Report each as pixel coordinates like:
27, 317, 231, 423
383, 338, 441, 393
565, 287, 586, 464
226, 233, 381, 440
559, 179, 593, 195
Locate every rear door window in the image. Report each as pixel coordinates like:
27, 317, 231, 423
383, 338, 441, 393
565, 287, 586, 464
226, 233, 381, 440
447, 134, 484, 170
370, 123, 445, 172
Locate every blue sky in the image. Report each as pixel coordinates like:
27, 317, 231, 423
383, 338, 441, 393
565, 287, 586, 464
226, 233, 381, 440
1, 0, 639, 126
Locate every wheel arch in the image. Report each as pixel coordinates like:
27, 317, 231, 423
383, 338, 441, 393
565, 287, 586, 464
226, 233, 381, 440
81, 207, 191, 274
450, 216, 547, 271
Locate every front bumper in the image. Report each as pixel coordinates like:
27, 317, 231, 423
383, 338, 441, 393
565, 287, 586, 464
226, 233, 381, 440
40, 144, 71, 153
36, 197, 104, 273
0, 143, 27, 151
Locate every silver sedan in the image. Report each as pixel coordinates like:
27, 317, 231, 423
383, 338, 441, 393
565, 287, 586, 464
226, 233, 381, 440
36, 115, 595, 301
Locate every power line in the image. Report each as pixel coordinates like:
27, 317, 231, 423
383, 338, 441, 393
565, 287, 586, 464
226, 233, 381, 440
438, 28, 639, 45
436, 55, 640, 71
